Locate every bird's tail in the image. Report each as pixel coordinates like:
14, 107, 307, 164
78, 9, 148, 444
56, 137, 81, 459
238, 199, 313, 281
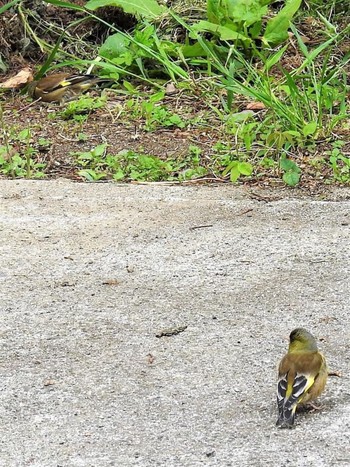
276, 404, 296, 428
81, 75, 114, 90
276, 378, 298, 428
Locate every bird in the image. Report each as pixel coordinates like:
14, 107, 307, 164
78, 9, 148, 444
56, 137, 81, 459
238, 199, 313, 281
28, 73, 114, 103
276, 327, 328, 428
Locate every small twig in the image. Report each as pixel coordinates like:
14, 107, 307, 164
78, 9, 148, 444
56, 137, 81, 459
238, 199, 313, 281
189, 224, 213, 230
130, 180, 180, 185
328, 371, 341, 377
181, 177, 226, 184
249, 191, 281, 202
237, 208, 253, 216
18, 97, 42, 112
156, 325, 187, 338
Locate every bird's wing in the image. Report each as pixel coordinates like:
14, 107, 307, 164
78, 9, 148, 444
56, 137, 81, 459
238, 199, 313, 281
47, 75, 98, 92
277, 353, 320, 426
278, 371, 314, 409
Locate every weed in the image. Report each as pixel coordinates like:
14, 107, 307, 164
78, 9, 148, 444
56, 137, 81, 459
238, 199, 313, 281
280, 154, 301, 186
124, 92, 187, 131
73, 144, 209, 182
222, 160, 253, 183
0, 120, 46, 178
327, 141, 350, 183
177, 145, 207, 180
54, 96, 107, 121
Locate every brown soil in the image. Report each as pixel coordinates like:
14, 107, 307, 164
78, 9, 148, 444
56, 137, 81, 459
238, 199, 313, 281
1, 91, 222, 180
0, 1, 135, 73
2, 90, 349, 192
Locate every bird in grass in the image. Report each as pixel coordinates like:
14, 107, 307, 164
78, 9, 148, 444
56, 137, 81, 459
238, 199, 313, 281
276, 327, 328, 428
28, 73, 114, 103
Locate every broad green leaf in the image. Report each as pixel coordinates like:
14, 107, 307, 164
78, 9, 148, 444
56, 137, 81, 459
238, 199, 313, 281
78, 169, 106, 181
280, 157, 300, 172
85, 0, 166, 18
276, 0, 302, 21
99, 33, 130, 60
123, 81, 136, 92
227, 110, 254, 123
238, 162, 253, 176
113, 170, 125, 180
303, 121, 317, 137
208, 0, 268, 26
249, 20, 262, 39
93, 144, 107, 157
110, 52, 134, 66
149, 91, 165, 103
226, 0, 268, 26
283, 171, 300, 186
263, 16, 290, 45
263, 0, 302, 45
18, 129, 31, 141
192, 21, 251, 44
207, 0, 223, 24
285, 130, 301, 137
230, 165, 240, 182
222, 160, 238, 177
180, 42, 206, 58
266, 132, 286, 149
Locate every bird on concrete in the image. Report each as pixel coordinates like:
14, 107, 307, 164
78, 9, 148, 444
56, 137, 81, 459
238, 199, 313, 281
276, 327, 328, 428
28, 73, 114, 103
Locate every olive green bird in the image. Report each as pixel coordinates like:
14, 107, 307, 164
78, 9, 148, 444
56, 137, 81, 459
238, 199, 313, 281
276, 328, 328, 428
28, 73, 114, 103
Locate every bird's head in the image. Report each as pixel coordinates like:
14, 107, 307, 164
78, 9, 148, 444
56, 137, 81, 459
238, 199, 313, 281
289, 327, 318, 352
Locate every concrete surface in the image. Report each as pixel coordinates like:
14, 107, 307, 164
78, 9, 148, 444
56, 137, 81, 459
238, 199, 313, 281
0, 180, 349, 467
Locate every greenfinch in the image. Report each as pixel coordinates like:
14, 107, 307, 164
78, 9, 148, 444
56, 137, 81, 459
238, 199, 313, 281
276, 327, 328, 428
28, 73, 113, 103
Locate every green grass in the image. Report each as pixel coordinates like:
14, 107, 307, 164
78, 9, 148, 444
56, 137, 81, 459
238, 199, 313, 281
1, 0, 349, 185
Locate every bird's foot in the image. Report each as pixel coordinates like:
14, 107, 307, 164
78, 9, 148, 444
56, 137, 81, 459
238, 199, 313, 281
305, 402, 323, 412
297, 402, 323, 413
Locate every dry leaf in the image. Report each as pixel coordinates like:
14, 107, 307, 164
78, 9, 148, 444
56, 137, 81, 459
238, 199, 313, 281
300, 35, 311, 44
246, 102, 266, 110
0, 67, 33, 89
165, 82, 177, 95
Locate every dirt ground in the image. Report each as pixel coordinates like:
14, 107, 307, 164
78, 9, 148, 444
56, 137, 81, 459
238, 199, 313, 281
0, 180, 349, 466
2, 93, 350, 188
1, 93, 221, 181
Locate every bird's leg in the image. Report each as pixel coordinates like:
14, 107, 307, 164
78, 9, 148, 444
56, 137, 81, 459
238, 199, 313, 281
297, 401, 323, 413
305, 402, 323, 411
